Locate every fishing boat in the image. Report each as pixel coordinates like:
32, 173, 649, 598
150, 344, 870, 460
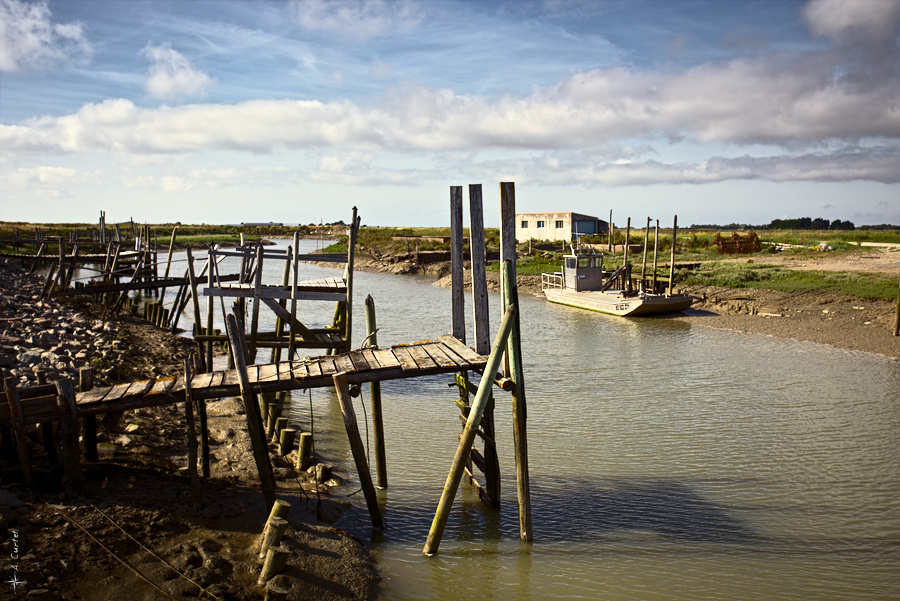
541, 245, 693, 316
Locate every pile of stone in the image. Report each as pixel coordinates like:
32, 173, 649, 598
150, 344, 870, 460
0, 259, 125, 388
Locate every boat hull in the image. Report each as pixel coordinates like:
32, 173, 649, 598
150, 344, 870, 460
543, 288, 693, 316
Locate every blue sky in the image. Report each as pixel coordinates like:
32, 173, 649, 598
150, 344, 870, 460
1, 0, 898, 227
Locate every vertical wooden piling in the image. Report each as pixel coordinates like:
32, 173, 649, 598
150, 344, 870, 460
226, 312, 277, 511
641, 217, 650, 289
4, 378, 32, 486
185, 247, 205, 371
183, 356, 201, 504
289, 232, 300, 360
364, 295, 387, 489
450, 187, 466, 342
297, 432, 313, 471
652, 219, 660, 293
344, 207, 359, 353
159, 226, 177, 302
668, 215, 678, 297
206, 249, 215, 368
608, 210, 613, 253
893, 281, 899, 336
501, 259, 533, 543
79, 368, 98, 462
469, 183, 499, 506
333, 372, 383, 529
55, 379, 83, 495
249, 244, 264, 363
423, 304, 517, 556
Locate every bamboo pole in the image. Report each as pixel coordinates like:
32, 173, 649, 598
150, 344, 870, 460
333, 372, 383, 529
423, 303, 517, 556
364, 295, 387, 489
225, 312, 277, 511
501, 259, 533, 543
668, 215, 678, 296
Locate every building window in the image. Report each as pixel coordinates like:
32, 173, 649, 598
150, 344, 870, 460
537, 220, 545, 228
521, 220, 528, 228
555, 220, 564, 228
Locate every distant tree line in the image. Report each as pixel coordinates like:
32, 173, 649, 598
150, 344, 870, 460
686, 217, 899, 231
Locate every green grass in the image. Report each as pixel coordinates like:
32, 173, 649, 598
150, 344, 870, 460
681, 261, 898, 300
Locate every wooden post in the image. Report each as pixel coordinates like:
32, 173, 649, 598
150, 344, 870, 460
296, 432, 313, 471
893, 281, 899, 336
185, 247, 205, 371
501, 259, 533, 543
289, 232, 300, 360
608, 209, 613, 252
652, 219, 660, 293
278, 427, 296, 456
257, 499, 291, 555
4, 378, 32, 486
206, 249, 215, 367
258, 546, 290, 586
450, 187, 466, 342
641, 216, 650, 290
183, 356, 201, 505
469, 183, 498, 506
344, 207, 359, 353
249, 244, 264, 363
159, 226, 177, 302
333, 372, 383, 529
271, 245, 293, 363
79, 368, 98, 462
364, 295, 387, 489
258, 518, 289, 561
423, 303, 517, 556
225, 313, 277, 511
55, 379, 83, 496
668, 215, 678, 297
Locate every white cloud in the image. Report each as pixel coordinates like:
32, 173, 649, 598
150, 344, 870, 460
0, 0, 92, 72
803, 0, 900, 45
288, 0, 424, 41
142, 43, 214, 101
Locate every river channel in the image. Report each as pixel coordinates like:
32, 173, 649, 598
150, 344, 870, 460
182, 240, 899, 601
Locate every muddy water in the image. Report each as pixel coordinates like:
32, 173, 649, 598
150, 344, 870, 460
182, 240, 900, 601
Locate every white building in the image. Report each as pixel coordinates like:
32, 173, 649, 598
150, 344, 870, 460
516, 212, 608, 243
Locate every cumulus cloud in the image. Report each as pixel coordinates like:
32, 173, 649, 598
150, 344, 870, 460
0, 0, 92, 72
288, 0, 424, 41
142, 43, 214, 101
803, 0, 900, 45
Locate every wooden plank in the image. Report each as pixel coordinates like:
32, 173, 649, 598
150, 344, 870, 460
78, 386, 112, 405
405, 344, 438, 371
373, 348, 401, 369
306, 360, 322, 378
277, 361, 293, 381
333, 354, 355, 374
193, 371, 214, 390
391, 346, 418, 371
421, 342, 458, 369
438, 334, 486, 365
349, 351, 371, 372
210, 371, 226, 388
144, 376, 178, 398
318, 357, 338, 376
127, 379, 155, 398
102, 382, 134, 402
257, 364, 279, 383
362, 348, 382, 369
290, 361, 308, 381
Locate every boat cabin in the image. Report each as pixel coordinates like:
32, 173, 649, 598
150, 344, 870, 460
564, 252, 604, 291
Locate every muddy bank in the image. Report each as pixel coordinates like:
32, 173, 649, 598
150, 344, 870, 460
0, 259, 379, 601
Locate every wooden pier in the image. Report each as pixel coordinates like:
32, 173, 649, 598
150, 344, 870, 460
2, 189, 533, 556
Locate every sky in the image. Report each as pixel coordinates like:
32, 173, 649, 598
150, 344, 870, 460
1, 0, 898, 228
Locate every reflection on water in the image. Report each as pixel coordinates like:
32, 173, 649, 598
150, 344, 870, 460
164, 240, 900, 600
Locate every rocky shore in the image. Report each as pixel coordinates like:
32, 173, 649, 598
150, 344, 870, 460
0, 258, 379, 601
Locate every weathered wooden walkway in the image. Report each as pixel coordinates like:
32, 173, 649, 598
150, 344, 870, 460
1, 336, 489, 425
